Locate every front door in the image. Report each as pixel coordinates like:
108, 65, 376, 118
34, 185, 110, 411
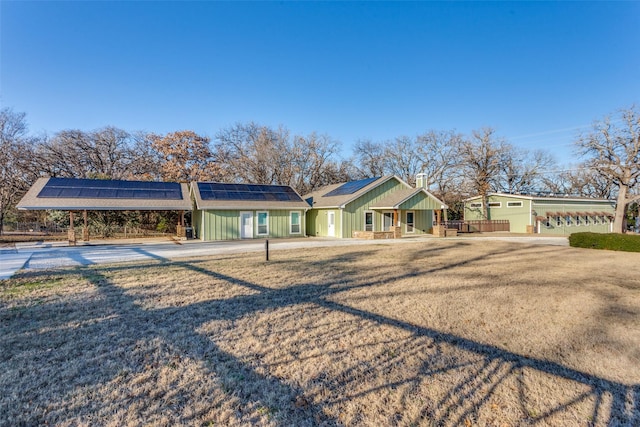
327, 211, 336, 237
383, 212, 394, 231
240, 212, 253, 239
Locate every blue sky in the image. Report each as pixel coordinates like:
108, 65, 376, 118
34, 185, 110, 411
1, 1, 638, 165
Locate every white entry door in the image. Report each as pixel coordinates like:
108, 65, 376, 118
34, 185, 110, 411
240, 212, 253, 239
327, 211, 336, 237
383, 212, 394, 231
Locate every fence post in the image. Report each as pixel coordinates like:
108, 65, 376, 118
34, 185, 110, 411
265, 239, 269, 261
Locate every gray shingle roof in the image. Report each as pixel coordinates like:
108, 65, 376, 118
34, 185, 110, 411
303, 176, 398, 208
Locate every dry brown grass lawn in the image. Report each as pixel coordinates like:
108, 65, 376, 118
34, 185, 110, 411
1, 240, 639, 426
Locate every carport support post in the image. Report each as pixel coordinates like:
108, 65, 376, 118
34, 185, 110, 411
265, 239, 269, 261
68, 211, 76, 246
82, 210, 89, 241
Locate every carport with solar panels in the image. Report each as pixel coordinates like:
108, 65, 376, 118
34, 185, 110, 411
16, 177, 193, 244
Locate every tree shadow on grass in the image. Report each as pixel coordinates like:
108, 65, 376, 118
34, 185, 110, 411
2, 244, 639, 426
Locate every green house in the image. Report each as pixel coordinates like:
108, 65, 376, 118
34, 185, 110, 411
191, 182, 310, 241
304, 175, 447, 238
464, 193, 616, 235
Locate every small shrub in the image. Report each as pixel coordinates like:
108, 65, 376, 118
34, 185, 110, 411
569, 232, 640, 252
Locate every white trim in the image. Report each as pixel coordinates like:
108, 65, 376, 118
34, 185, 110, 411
240, 211, 254, 239
507, 201, 524, 208
289, 210, 302, 234
327, 211, 336, 237
488, 201, 502, 208
469, 202, 482, 208
256, 211, 269, 236
364, 210, 374, 232
406, 210, 415, 233
382, 211, 394, 231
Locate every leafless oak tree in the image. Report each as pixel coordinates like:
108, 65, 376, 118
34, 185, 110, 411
576, 106, 640, 233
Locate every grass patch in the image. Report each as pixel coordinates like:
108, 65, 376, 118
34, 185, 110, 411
1, 277, 65, 297
1, 241, 639, 426
569, 232, 640, 252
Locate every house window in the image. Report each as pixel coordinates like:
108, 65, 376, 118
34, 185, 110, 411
507, 201, 523, 208
364, 211, 374, 231
488, 202, 502, 208
257, 211, 269, 235
576, 215, 581, 226
545, 216, 551, 227
290, 211, 301, 234
594, 215, 599, 225
585, 215, 590, 226
470, 202, 482, 208
406, 211, 415, 233
556, 216, 562, 227
566, 215, 572, 226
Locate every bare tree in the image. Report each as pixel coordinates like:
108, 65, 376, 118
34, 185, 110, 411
498, 148, 555, 194
458, 128, 510, 218
35, 127, 154, 180
150, 130, 219, 182
352, 139, 386, 178
0, 108, 38, 235
543, 166, 615, 199
381, 136, 424, 185
576, 106, 640, 233
415, 129, 464, 195
214, 123, 349, 194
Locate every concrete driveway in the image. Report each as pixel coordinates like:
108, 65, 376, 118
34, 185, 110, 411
0, 234, 568, 279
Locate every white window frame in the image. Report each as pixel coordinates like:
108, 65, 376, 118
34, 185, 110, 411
556, 216, 562, 227
565, 215, 572, 227
576, 215, 582, 226
406, 211, 415, 233
257, 211, 269, 236
289, 211, 302, 235
470, 202, 482, 209
488, 202, 502, 208
545, 216, 551, 227
594, 215, 599, 225
364, 211, 374, 232
507, 201, 523, 208
585, 215, 590, 226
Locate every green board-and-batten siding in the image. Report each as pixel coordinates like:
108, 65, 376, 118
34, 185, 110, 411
194, 209, 306, 241
464, 195, 615, 235
340, 178, 405, 238
305, 208, 342, 237
307, 178, 440, 238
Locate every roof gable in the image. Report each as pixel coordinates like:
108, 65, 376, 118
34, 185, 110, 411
304, 176, 407, 208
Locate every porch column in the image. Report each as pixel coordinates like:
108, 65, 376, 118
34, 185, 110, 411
435, 209, 441, 225
394, 209, 399, 227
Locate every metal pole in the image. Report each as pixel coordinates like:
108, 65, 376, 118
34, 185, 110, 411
265, 239, 269, 261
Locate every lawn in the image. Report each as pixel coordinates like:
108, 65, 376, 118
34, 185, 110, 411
1, 240, 639, 426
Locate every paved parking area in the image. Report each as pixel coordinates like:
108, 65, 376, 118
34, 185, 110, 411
0, 235, 568, 279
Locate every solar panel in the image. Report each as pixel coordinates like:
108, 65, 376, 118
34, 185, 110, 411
322, 177, 379, 198
38, 178, 183, 200
197, 182, 303, 202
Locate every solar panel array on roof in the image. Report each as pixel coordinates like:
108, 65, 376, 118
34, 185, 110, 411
322, 177, 379, 198
198, 182, 303, 202
37, 178, 183, 200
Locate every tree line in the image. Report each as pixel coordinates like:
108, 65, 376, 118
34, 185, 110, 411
1, 106, 638, 234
